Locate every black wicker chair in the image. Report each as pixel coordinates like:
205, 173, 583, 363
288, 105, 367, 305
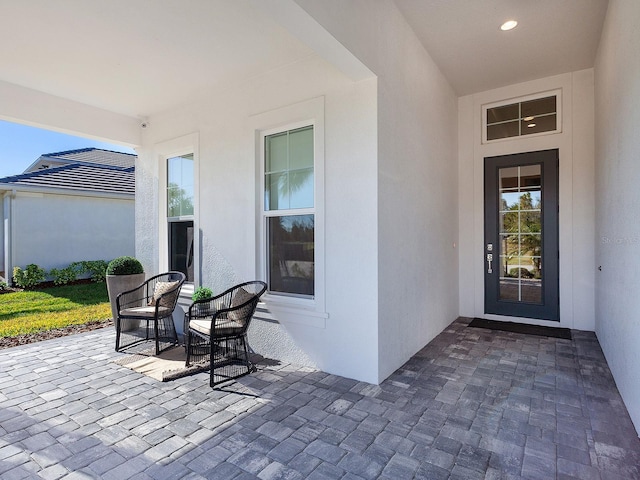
185, 280, 267, 386
115, 271, 185, 355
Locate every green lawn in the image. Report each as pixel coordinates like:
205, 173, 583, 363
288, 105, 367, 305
0, 282, 111, 337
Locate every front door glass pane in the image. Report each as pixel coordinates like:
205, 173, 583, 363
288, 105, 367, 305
498, 164, 542, 303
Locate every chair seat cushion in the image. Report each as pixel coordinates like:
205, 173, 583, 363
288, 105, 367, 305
120, 306, 172, 318
190, 318, 244, 336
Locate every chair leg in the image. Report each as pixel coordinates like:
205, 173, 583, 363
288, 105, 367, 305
115, 317, 121, 351
169, 318, 178, 346
185, 330, 192, 366
209, 340, 215, 387
154, 320, 160, 355
241, 334, 252, 375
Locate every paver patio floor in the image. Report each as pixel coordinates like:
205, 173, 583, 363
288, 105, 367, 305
1, 317, 639, 479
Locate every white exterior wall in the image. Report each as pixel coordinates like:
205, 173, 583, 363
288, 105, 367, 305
372, 4, 459, 381
136, 55, 380, 383
1, 193, 7, 276
458, 71, 596, 332
11, 192, 134, 273
293, 0, 460, 383
594, 0, 640, 434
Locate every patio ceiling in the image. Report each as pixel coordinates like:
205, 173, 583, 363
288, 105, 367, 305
0, 0, 314, 118
394, 0, 609, 96
0, 0, 609, 124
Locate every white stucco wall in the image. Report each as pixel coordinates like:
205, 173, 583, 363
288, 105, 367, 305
370, 3, 459, 382
293, 0, 460, 383
458, 71, 596, 332
136, 55, 380, 382
594, 0, 640, 435
1, 193, 7, 276
10, 192, 134, 273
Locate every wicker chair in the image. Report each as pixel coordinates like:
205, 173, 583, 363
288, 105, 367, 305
185, 280, 267, 386
115, 271, 185, 355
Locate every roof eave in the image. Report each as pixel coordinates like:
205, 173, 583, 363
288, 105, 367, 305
0, 184, 134, 200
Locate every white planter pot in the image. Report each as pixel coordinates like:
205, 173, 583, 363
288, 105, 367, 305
106, 273, 145, 331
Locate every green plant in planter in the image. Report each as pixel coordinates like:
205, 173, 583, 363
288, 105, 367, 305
106, 256, 144, 276
192, 286, 213, 302
192, 286, 214, 316
105, 256, 145, 330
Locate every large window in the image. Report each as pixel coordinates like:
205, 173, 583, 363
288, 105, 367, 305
264, 126, 314, 297
167, 154, 194, 282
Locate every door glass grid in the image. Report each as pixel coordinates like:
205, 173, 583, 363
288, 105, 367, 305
498, 165, 542, 303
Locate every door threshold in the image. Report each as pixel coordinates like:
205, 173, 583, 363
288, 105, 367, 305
469, 318, 571, 339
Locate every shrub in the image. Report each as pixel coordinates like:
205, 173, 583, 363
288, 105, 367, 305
80, 260, 109, 282
106, 256, 144, 276
0, 281, 8, 291
13, 264, 46, 288
192, 286, 213, 302
508, 267, 534, 279
49, 264, 82, 285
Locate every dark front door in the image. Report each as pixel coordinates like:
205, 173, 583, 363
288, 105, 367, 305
484, 150, 559, 321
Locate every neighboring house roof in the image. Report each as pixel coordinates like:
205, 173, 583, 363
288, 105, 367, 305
0, 148, 135, 197
25, 147, 135, 172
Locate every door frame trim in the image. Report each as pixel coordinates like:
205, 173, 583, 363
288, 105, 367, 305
483, 149, 560, 321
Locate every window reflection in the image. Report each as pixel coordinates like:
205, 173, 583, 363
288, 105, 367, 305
268, 215, 314, 296
167, 154, 194, 217
265, 126, 314, 211
498, 165, 542, 304
486, 95, 557, 141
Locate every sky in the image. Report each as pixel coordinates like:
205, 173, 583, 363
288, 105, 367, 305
0, 120, 136, 178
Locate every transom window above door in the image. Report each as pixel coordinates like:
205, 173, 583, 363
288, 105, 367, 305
483, 91, 560, 142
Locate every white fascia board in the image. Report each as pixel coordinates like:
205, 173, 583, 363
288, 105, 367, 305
0, 184, 133, 201
0, 80, 142, 147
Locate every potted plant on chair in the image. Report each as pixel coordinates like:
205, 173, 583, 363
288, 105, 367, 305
106, 256, 145, 330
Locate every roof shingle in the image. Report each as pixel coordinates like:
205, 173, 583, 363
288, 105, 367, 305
0, 148, 135, 196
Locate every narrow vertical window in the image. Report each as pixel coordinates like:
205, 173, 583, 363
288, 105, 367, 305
264, 126, 314, 297
167, 154, 194, 282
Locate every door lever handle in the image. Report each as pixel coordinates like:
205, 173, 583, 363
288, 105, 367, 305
486, 253, 493, 274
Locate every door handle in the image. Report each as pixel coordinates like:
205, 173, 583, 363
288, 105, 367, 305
486, 253, 493, 274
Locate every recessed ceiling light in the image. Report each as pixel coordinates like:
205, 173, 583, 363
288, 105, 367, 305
501, 20, 518, 31
527, 123, 536, 128
523, 116, 535, 121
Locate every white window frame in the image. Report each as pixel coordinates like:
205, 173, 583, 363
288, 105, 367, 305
252, 97, 326, 322
156, 133, 199, 286
482, 89, 562, 144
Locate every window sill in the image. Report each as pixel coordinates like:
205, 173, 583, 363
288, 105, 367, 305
263, 294, 328, 329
